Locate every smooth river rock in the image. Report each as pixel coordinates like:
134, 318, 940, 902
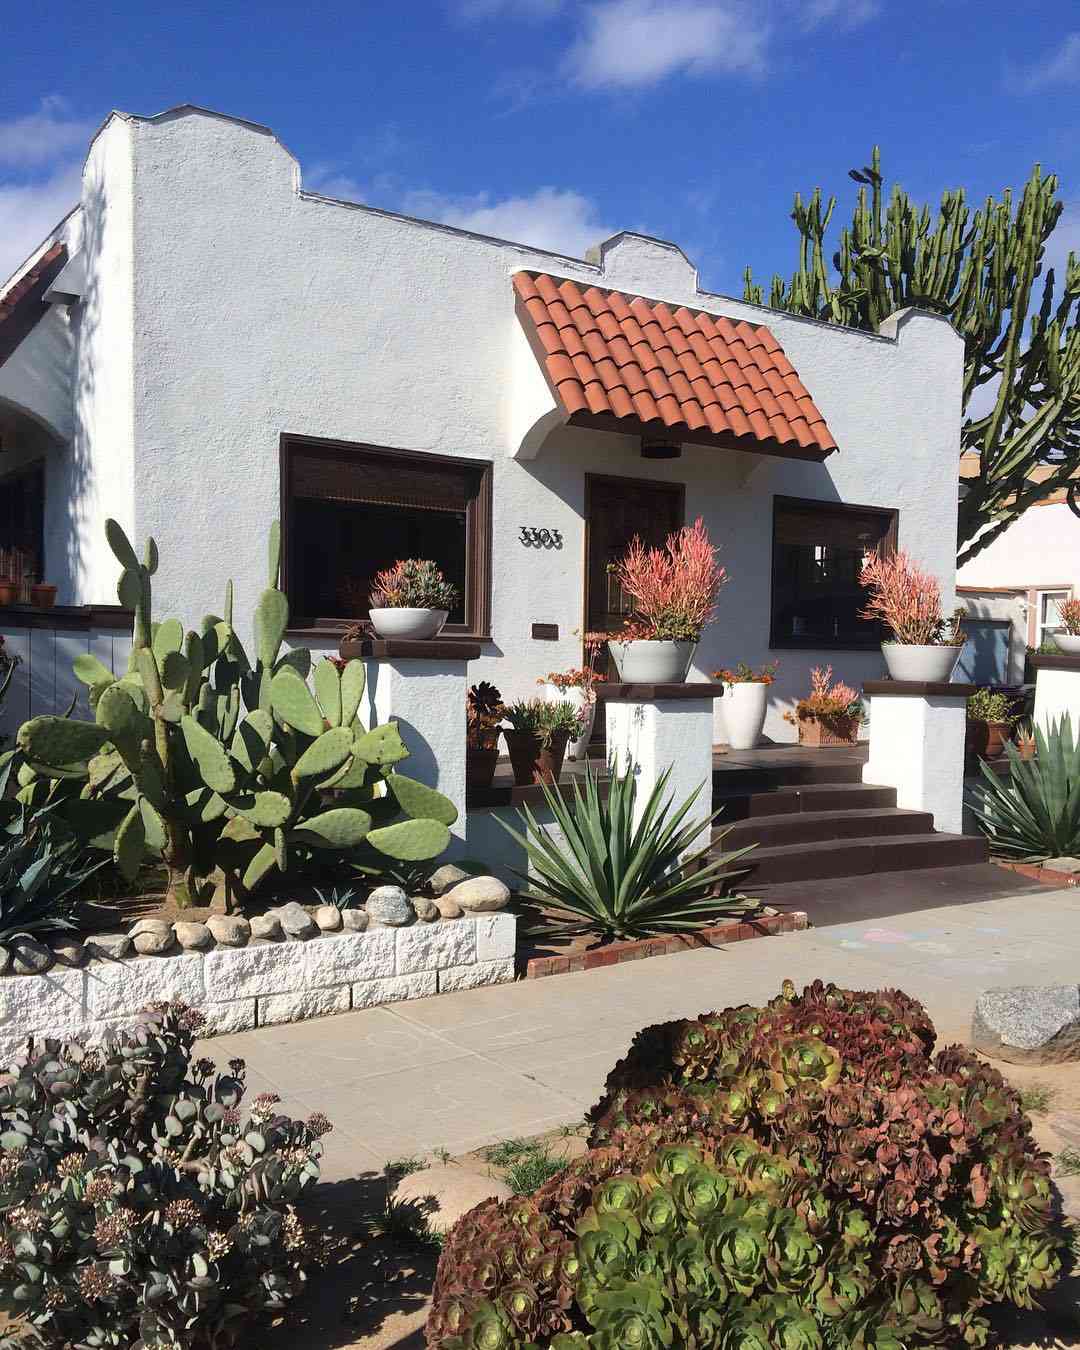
85, 932, 132, 961
50, 937, 87, 968
434, 896, 463, 920
131, 920, 177, 957
444, 876, 510, 913
972, 985, 1080, 1065
392, 1166, 514, 1235
412, 896, 439, 923
341, 909, 369, 933
428, 864, 470, 897
314, 904, 343, 933
250, 913, 284, 942
366, 886, 415, 927
206, 915, 251, 948
174, 921, 214, 952
11, 937, 54, 975
274, 902, 318, 940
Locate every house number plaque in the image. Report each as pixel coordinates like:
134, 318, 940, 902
519, 526, 563, 548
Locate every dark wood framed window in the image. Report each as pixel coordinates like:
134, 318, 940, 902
0, 463, 44, 583
280, 435, 492, 639
770, 495, 897, 650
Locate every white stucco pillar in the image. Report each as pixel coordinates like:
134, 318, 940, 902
862, 680, 974, 835
602, 683, 723, 856
1032, 654, 1080, 738
343, 637, 481, 852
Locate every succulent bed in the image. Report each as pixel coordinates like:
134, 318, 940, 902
427, 979, 1067, 1349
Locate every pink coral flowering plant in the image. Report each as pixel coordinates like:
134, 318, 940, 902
859, 549, 964, 646
610, 518, 727, 643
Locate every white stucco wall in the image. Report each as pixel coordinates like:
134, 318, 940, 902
59, 105, 962, 742
957, 503, 1080, 593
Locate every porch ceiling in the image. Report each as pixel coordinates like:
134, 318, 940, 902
513, 271, 837, 462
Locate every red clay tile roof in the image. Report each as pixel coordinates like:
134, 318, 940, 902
513, 271, 837, 460
0, 242, 68, 370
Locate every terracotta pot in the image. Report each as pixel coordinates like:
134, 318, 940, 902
466, 747, 499, 790
797, 713, 860, 747
966, 719, 1009, 763
1016, 734, 1037, 761
0, 581, 16, 606
503, 729, 570, 786
29, 583, 57, 609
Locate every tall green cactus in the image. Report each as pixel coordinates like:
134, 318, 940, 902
9, 521, 457, 909
743, 148, 1080, 567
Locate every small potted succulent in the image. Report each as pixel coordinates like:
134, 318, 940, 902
502, 697, 581, 786
965, 687, 1018, 764
608, 518, 727, 683
368, 558, 459, 640
713, 660, 778, 750
466, 681, 505, 790
1054, 598, 1080, 655
784, 665, 864, 746
1013, 718, 1037, 761
860, 550, 966, 682
29, 581, 57, 609
538, 636, 606, 761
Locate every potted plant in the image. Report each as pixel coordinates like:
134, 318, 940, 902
965, 687, 1017, 764
1014, 718, 1037, 761
538, 636, 606, 761
783, 665, 864, 746
368, 558, 459, 640
607, 518, 727, 684
714, 661, 778, 750
860, 550, 966, 682
29, 582, 57, 609
502, 697, 581, 786
466, 681, 505, 790
1054, 598, 1080, 655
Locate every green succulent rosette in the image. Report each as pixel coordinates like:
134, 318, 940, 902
456, 1299, 516, 1350
672, 1162, 738, 1223
584, 1280, 673, 1350
704, 1212, 768, 1297
720, 1302, 774, 1350
765, 1299, 824, 1350
592, 1174, 643, 1216
638, 1185, 680, 1236
649, 1143, 704, 1183
767, 1212, 820, 1292
769, 1034, 841, 1093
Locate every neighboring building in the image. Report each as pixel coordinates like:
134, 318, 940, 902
957, 497, 1080, 685
0, 105, 964, 744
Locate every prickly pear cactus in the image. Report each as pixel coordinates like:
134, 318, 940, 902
9, 520, 456, 908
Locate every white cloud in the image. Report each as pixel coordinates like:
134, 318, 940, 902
1006, 31, 1080, 93
1044, 200, 1080, 276
565, 0, 768, 89
0, 96, 93, 168
403, 185, 614, 257
0, 163, 81, 284
305, 161, 367, 201
800, 0, 879, 29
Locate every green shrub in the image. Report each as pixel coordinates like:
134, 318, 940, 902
971, 714, 1080, 858
0, 1002, 330, 1348
966, 688, 1017, 725
427, 980, 1065, 1349
0, 813, 104, 942
498, 763, 756, 939
503, 699, 582, 748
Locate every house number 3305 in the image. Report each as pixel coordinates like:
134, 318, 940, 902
519, 526, 563, 548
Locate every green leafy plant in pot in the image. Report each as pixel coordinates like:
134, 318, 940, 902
466, 681, 505, 790
966, 686, 1018, 763
502, 698, 581, 786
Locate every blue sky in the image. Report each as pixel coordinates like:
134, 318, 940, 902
1, 1, 1078, 291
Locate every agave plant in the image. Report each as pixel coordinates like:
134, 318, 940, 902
970, 714, 1080, 859
498, 762, 756, 940
0, 813, 104, 942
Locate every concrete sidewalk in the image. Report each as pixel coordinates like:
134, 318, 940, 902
208, 887, 1080, 1180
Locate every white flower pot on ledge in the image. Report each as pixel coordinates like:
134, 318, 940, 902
1054, 633, 1080, 655
724, 681, 769, 749
368, 607, 449, 641
880, 642, 961, 683
610, 639, 696, 684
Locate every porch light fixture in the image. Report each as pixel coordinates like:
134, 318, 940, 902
640, 435, 682, 460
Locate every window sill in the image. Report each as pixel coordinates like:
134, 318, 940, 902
287, 624, 492, 645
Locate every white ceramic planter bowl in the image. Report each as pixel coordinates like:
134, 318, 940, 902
610, 640, 696, 684
368, 608, 449, 641
1054, 633, 1080, 655
543, 684, 595, 759
880, 642, 961, 683
724, 680, 769, 750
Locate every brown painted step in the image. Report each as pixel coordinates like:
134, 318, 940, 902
717, 807, 934, 851
714, 780, 898, 820
712, 760, 866, 792
727, 832, 988, 886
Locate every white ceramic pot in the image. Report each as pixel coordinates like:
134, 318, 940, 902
368, 607, 449, 641
543, 684, 595, 759
880, 642, 961, 683
610, 640, 696, 683
724, 680, 769, 750
1054, 633, 1080, 655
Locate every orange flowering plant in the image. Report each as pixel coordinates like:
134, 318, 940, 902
783, 665, 864, 726
713, 661, 778, 686
859, 550, 964, 646
539, 635, 607, 703
1059, 598, 1080, 635
610, 518, 727, 642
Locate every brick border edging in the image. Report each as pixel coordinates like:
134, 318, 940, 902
993, 859, 1080, 889
522, 911, 807, 979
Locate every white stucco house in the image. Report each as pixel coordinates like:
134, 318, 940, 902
0, 104, 965, 746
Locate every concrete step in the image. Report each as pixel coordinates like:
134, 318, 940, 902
717, 807, 934, 851
712, 760, 866, 792
714, 780, 898, 820
726, 832, 988, 886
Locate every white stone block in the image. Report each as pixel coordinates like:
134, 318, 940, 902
438, 958, 515, 992
85, 955, 205, 1019
304, 930, 396, 988
257, 985, 351, 1027
474, 914, 516, 963
0, 969, 85, 1034
395, 920, 476, 974
863, 689, 967, 834
352, 971, 437, 1009
200, 999, 257, 1035
1034, 666, 1080, 737
203, 942, 301, 1000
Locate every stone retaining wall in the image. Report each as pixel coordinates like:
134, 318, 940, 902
0, 914, 516, 1059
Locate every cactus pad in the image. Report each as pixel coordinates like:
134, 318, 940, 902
314, 659, 342, 728
181, 715, 237, 795
17, 717, 110, 769
366, 818, 451, 861
353, 723, 409, 766
292, 726, 354, 779
388, 772, 458, 826
293, 807, 373, 849
270, 668, 325, 737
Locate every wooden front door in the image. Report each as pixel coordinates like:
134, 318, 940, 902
585, 474, 684, 660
